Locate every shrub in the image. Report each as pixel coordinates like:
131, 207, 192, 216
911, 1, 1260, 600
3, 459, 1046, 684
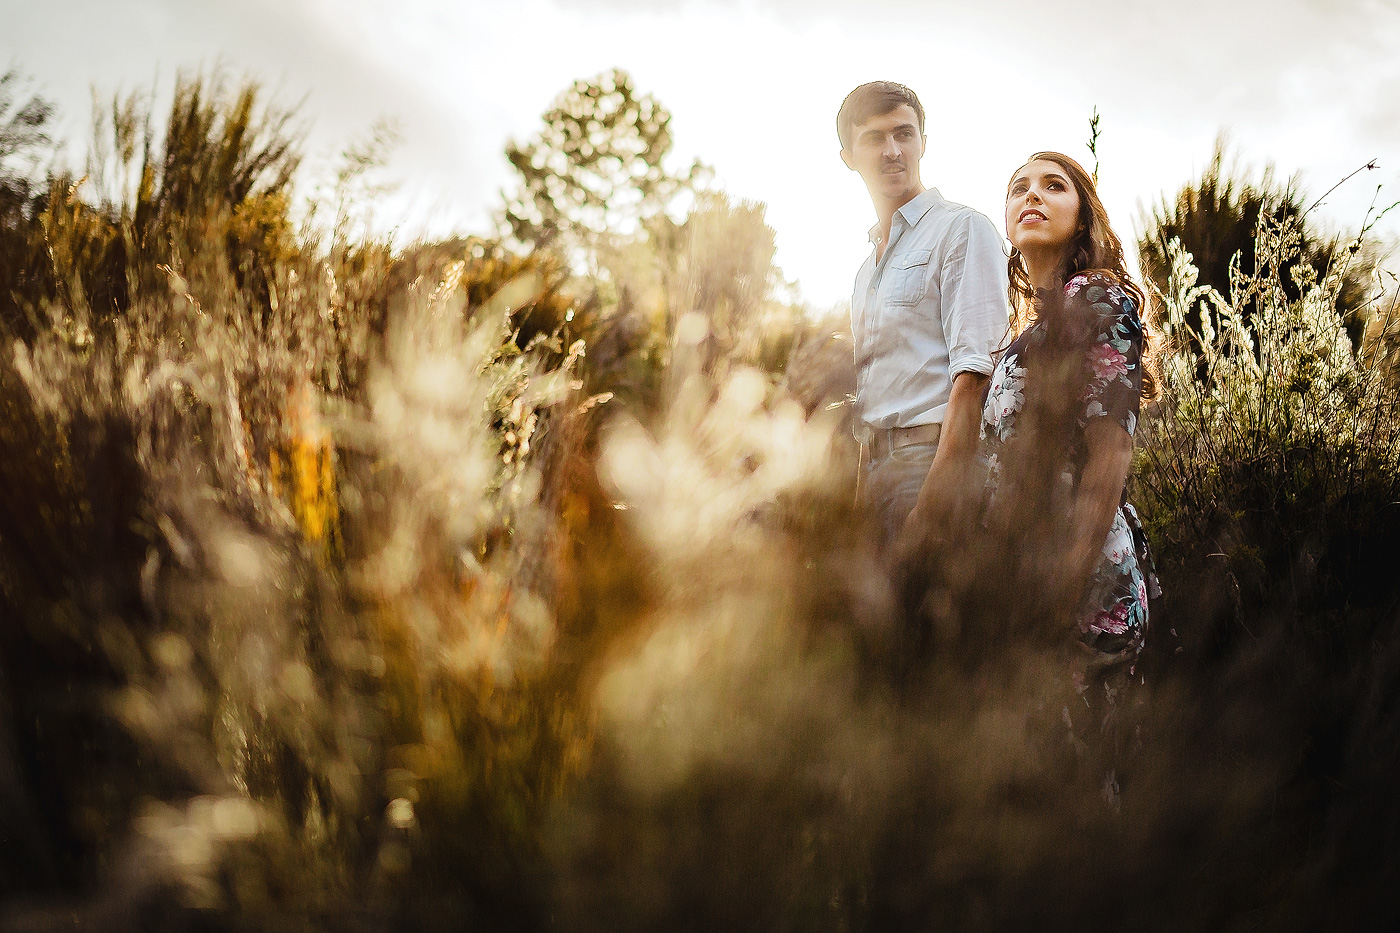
1128, 206, 1400, 928
1137, 208, 1400, 633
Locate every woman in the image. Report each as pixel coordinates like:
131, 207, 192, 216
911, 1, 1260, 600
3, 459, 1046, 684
982, 151, 1159, 672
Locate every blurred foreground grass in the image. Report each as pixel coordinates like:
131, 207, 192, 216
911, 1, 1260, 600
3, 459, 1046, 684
1, 71, 1399, 931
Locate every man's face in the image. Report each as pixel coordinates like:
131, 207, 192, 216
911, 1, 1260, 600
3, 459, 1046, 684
841, 104, 926, 206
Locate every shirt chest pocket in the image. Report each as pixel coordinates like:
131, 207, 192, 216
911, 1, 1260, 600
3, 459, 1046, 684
883, 248, 932, 306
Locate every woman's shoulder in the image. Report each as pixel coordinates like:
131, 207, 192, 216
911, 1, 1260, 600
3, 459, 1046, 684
1064, 269, 1131, 298
1064, 270, 1140, 319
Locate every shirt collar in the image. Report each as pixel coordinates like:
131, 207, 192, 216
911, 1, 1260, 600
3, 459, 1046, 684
867, 187, 946, 246
897, 187, 944, 227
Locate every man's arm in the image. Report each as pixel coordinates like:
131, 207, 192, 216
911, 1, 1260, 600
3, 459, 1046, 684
903, 369, 987, 535
901, 211, 1007, 539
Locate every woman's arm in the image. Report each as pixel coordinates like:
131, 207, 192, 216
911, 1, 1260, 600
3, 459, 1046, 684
1056, 271, 1144, 603
1062, 418, 1134, 604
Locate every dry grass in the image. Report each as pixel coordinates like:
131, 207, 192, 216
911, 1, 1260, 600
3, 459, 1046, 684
0, 71, 1398, 932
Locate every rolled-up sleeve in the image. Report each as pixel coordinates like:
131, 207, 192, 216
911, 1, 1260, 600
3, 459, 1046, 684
939, 212, 1010, 378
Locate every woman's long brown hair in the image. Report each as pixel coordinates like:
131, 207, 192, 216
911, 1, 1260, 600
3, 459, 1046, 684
1006, 151, 1158, 401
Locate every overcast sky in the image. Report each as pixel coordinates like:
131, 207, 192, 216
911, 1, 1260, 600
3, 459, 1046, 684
6, 0, 1400, 306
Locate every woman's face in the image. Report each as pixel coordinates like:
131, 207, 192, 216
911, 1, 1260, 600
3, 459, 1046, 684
1005, 159, 1083, 258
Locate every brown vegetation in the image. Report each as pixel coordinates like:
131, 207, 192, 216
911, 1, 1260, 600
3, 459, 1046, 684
0, 67, 1397, 931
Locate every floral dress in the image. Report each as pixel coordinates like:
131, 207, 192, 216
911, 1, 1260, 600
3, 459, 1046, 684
980, 272, 1160, 666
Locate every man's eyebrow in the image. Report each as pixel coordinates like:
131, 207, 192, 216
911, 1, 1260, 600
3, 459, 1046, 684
859, 122, 919, 137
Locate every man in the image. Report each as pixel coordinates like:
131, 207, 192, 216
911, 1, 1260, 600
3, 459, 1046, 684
838, 81, 1009, 553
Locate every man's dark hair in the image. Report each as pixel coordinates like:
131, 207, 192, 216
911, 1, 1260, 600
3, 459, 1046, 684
836, 82, 925, 151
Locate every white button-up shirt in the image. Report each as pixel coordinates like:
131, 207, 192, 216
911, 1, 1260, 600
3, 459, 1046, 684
851, 188, 1010, 442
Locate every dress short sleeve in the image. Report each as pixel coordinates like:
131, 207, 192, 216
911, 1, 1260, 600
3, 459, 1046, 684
1064, 272, 1143, 437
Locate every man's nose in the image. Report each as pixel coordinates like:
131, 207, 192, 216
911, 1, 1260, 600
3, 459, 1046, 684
882, 135, 900, 158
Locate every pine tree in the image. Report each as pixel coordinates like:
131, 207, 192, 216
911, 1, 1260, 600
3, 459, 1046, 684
0, 69, 55, 336
502, 68, 700, 259
0, 68, 52, 206
1138, 139, 1379, 353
